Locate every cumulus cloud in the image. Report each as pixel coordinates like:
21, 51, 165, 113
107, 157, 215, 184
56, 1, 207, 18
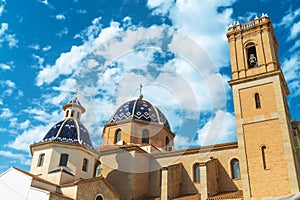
277, 8, 300, 29
0, 23, 18, 48
0, 108, 13, 118
0, 80, 17, 96
287, 21, 300, 41
37, 20, 123, 86
42, 45, 51, 51
282, 54, 300, 97
195, 110, 236, 146
56, 14, 65, 20
0, 0, 5, 17
0, 63, 11, 70
0, 151, 31, 166
32, 2, 238, 149
148, 0, 235, 67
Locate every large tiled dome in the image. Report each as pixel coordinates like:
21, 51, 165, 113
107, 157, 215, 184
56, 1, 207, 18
109, 97, 171, 130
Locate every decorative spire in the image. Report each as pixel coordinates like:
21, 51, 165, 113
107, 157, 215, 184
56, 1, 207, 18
138, 84, 143, 100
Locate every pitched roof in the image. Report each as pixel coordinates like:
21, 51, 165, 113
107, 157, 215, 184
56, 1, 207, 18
208, 190, 243, 200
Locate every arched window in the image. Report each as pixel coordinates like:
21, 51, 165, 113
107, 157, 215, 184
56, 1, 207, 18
230, 158, 241, 179
71, 110, 75, 117
59, 153, 69, 166
95, 163, 102, 177
246, 45, 257, 68
65, 110, 69, 117
193, 163, 200, 182
255, 93, 261, 109
115, 129, 121, 143
261, 146, 267, 169
37, 153, 45, 167
165, 136, 170, 151
95, 194, 103, 200
142, 129, 149, 144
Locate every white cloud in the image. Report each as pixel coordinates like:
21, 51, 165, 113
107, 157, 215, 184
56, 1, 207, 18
42, 45, 51, 51
0, 0, 5, 17
288, 21, 300, 41
56, 27, 68, 38
0, 151, 31, 166
56, 14, 65, 20
28, 44, 40, 50
0, 22, 7, 35
33, 3, 238, 150
174, 134, 191, 150
277, 8, 300, 29
195, 110, 236, 146
282, 54, 300, 97
37, 20, 123, 86
147, 0, 173, 15
0, 108, 13, 118
1, 80, 16, 96
9, 117, 17, 128
0, 23, 18, 48
0, 63, 11, 70
20, 120, 30, 130
23, 108, 61, 123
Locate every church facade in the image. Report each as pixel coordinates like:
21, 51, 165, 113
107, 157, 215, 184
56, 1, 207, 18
1, 16, 300, 200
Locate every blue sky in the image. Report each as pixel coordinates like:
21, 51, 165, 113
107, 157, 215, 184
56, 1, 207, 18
0, 0, 300, 173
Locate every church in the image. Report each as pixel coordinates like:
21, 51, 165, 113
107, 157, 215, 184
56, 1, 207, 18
1, 15, 300, 200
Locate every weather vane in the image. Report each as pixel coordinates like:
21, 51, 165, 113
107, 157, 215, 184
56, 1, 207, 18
71, 89, 79, 99
139, 84, 143, 95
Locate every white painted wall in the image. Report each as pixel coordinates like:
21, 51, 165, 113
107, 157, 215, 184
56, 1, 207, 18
0, 167, 50, 200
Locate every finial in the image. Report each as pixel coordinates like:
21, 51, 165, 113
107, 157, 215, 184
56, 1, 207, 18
71, 89, 79, 99
138, 84, 143, 100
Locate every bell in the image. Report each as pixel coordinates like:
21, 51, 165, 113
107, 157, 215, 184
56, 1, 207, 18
249, 54, 257, 66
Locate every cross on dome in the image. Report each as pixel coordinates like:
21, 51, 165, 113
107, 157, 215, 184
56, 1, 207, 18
138, 83, 143, 100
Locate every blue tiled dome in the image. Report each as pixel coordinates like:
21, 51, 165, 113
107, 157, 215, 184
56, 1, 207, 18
109, 98, 171, 130
41, 119, 94, 148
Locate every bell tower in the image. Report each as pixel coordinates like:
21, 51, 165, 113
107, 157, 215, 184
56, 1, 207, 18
227, 15, 300, 198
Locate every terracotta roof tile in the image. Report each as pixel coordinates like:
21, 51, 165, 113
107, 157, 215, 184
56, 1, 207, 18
208, 190, 243, 199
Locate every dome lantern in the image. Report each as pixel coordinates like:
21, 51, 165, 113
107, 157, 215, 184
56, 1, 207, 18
62, 97, 85, 121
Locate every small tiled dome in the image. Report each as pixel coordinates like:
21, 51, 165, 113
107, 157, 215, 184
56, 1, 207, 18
39, 97, 93, 149
109, 97, 171, 130
41, 119, 93, 148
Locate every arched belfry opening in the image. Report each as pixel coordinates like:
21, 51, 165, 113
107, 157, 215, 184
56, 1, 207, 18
246, 43, 257, 68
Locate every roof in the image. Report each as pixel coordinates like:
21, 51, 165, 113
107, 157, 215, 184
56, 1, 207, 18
208, 190, 243, 200
40, 118, 94, 149
109, 98, 171, 130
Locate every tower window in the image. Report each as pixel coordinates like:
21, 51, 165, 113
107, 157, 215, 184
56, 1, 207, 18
59, 153, 69, 167
66, 110, 69, 117
115, 129, 121, 143
255, 93, 261, 109
71, 110, 75, 117
142, 129, 149, 144
95, 195, 103, 200
193, 163, 200, 182
247, 45, 257, 68
165, 136, 170, 151
230, 158, 241, 179
261, 146, 267, 169
82, 158, 88, 172
37, 153, 45, 167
